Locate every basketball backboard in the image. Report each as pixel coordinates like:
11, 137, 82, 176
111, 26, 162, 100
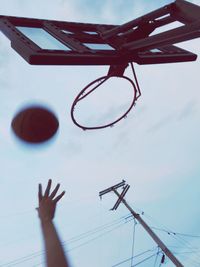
0, 0, 199, 67
0, 0, 200, 130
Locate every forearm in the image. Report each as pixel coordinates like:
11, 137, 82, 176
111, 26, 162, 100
41, 220, 70, 267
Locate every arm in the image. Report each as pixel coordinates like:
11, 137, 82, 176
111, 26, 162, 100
37, 179, 70, 267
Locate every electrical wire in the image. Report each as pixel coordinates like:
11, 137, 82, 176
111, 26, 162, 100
151, 226, 200, 239
153, 247, 161, 267
156, 229, 200, 265
144, 219, 200, 265
130, 219, 137, 267
149, 226, 200, 265
33, 222, 130, 267
67, 221, 128, 252
111, 247, 157, 267
131, 253, 158, 266
2, 204, 200, 267
0, 215, 133, 267
122, 204, 200, 266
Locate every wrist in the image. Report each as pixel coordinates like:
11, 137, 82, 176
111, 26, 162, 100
40, 217, 53, 227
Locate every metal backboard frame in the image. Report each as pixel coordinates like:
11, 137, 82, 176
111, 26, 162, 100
0, 0, 200, 66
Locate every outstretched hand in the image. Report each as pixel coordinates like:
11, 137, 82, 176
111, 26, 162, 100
37, 179, 65, 223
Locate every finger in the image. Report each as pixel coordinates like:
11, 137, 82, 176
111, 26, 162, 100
44, 179, 52, 197
38, 184, 43, 201
50, 183, 60, 199
53, 191, 65, 203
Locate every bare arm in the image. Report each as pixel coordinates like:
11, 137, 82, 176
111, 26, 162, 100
37, 179, 70, 267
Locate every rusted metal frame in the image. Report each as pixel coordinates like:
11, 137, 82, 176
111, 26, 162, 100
0, 18, 134, 66
107, 63, 128, 76
100, 3, 174, 39
0, 18, 40, 63
113, 15, 175, 43
172, 0, 200, 24
43, 22, 90, 53
123, 20, 200, 52
0, 15, 44, 27
139, 44, 197, 55
95, 25, 124, 50
67, 32, 105, 44
27, 50, 126, 65
101, 17, 177, 52
0, 15, 117, 52
128, 44, 197, 64
34, 45, 196, 66
63, 30, 115, 46
153, 15, 176, 27
54, 21, 115, 34
0, 18, 40, 50
0, 15, 116, 33
0, 15, 119, 65
43, 22, 113, 46
134, 52, 197, 65
97, 7, 176, 51
100, 0, 200, 55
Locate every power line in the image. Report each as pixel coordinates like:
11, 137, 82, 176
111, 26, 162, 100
128, 206, 200, 265
131, 253, 158, 267
0, 215, 133, 267
111, 247, 158, 267
130, 219, 137, 267
33, 222, 130, 267
153, 247, 161, 267
151, 226, 200, 239
99, 182, 184, 267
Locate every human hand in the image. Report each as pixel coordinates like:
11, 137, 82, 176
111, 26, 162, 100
37, 179, 65, 223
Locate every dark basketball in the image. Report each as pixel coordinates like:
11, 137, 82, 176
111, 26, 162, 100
11, 105, 59, 143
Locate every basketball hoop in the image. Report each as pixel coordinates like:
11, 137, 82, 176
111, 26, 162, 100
71, 65, 140, 130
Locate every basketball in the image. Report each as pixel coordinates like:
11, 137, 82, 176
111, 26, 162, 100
11, 105, 59, 143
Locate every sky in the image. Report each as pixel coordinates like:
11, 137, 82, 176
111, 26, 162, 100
0, 0, 200, 266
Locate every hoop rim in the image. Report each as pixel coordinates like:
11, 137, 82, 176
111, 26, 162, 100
70, 75, 137, 130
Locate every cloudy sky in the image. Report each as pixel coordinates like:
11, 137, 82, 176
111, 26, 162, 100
0, 0, 200, 266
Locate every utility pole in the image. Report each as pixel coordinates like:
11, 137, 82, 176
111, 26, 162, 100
99, 180, 183, 267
